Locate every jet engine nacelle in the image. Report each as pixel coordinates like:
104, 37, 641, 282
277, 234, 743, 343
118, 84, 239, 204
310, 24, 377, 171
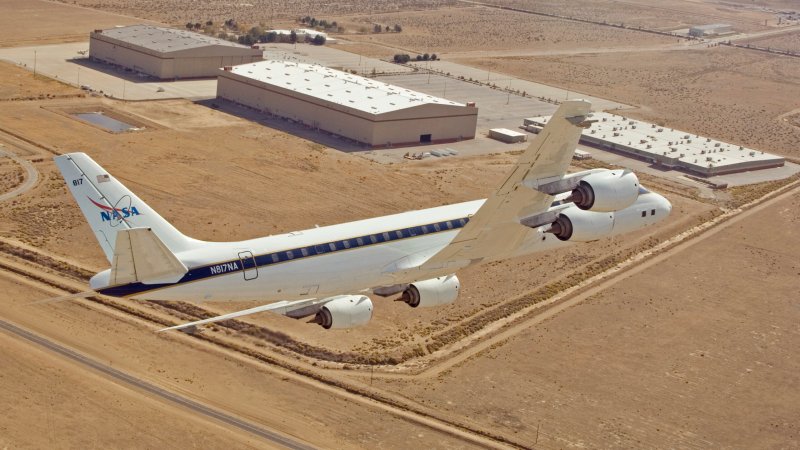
313, 295, 373, 329
401, 275, 460, 308
570, 170, 639, 212
547, 207, 614, 242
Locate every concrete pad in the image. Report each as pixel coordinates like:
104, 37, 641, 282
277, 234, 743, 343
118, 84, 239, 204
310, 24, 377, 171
0, 42, 217, 100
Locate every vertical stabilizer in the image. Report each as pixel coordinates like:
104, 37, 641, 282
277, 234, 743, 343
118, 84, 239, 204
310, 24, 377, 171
54, 152, 199, 263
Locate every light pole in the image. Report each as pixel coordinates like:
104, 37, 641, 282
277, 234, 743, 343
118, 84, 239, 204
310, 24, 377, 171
33, 50, 37, 77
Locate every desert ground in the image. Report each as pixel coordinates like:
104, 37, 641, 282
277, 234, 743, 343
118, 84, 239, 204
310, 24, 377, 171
1, 0, 799, 448
743, 31, 800, 52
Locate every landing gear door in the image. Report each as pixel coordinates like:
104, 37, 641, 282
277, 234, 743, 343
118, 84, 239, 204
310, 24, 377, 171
238, 251, 258, 281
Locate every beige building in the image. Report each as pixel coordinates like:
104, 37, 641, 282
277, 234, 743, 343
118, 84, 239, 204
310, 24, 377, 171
90, 25, 263, 80
217, 60, 478, 147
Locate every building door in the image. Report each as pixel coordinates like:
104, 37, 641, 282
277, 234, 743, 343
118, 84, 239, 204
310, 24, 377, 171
420, 134, 432, 143
238, 251, 258, 281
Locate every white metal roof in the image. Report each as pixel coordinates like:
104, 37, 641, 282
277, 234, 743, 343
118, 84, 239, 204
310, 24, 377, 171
490, 128, 526, 137
226, 60, 464, 115
96, 25, 249, 53
526, 112, 783, 170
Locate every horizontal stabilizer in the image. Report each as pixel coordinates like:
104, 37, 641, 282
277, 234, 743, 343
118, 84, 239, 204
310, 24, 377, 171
111, 228, 188, 285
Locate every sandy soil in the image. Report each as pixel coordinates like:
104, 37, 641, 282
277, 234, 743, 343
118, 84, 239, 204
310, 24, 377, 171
0, 274, 483, 449
338, 7, 678, 55
742, 30, 800, 52
50, 0, 461, 26
483, 0, 776, 32
0, 161, 23, 193
458, 46, 800, 159
0, 0, 153, 47
0, 61, 82, 100
370, 188, 800, 448
0, 323, 265, 449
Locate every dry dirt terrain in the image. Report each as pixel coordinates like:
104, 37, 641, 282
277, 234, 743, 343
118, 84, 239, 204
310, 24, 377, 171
0, 0, 153, 47
458, 46, 800, 159
481, 0, 778, 32
0, 61, 82, 100
743, 31, 800, 52
337, 7, 679, 55
370, 187, 800, 448
52, 0, 461, 25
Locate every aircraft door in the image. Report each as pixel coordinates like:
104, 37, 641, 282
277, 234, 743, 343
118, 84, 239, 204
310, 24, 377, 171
238, 251, 258, 281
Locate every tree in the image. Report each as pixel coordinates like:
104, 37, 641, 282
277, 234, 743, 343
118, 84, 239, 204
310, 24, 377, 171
289, 30, 298, 43
415, 54, 423, 61
312, 34, 326, 45
394, 24, 402, 32
423, 53, 430, 61
265, 31, 277, 43
373, 24, 382, 33
193, 22, 202, 30
430, 53, 437, 61
205, 20, 213, 26
393, 54, 411, 63
185, 22, 193, 30
385, 25, 390, 32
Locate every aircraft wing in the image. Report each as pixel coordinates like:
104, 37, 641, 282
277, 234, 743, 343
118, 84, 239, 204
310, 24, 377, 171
158, 297, 324, 332
421, 99, 592, 270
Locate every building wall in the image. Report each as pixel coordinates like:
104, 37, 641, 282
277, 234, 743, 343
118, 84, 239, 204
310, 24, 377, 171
89, 35, 261, 79
217, 73, 478, 147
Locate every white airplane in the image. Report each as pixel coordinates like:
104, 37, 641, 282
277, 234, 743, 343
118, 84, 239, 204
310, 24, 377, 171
54, 100, 671, 332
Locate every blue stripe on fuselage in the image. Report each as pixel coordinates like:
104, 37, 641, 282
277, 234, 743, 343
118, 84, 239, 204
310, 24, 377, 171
97, 216, 471, 298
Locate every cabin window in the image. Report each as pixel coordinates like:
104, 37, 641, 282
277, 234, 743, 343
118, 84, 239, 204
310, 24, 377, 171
271, 253, 280, 263
356, 237, 365, 246
329, 243, 337, 251
342, 240, 351, 249
286, 250, 294, 260
369, 235, 378, 244
651, 209, 656, 216
301, 248, 309, 257
641, 211, 646, 218
383, 232, 391, 241
433, 223, 441, 232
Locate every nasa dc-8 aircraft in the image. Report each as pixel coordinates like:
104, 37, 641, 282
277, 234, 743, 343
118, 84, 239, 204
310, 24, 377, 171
55, 100, 671, 332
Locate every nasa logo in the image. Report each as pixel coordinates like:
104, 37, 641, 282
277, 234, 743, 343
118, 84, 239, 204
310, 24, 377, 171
88, 197, 141, 222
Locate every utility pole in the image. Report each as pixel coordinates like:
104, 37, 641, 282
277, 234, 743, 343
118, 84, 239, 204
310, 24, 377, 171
33, 50, 37, 77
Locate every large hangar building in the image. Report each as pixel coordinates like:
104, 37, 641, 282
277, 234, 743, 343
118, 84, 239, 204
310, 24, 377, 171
217, 60, 478, 147
89, 25, 263, 79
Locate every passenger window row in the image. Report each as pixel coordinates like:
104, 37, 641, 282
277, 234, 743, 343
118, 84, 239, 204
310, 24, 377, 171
252, 218, 469, 268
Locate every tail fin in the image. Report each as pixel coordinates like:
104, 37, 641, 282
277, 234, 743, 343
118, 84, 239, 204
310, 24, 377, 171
54, 152, 199, 263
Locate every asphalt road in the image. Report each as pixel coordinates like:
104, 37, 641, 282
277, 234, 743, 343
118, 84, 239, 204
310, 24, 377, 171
0, 318, 316, 450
